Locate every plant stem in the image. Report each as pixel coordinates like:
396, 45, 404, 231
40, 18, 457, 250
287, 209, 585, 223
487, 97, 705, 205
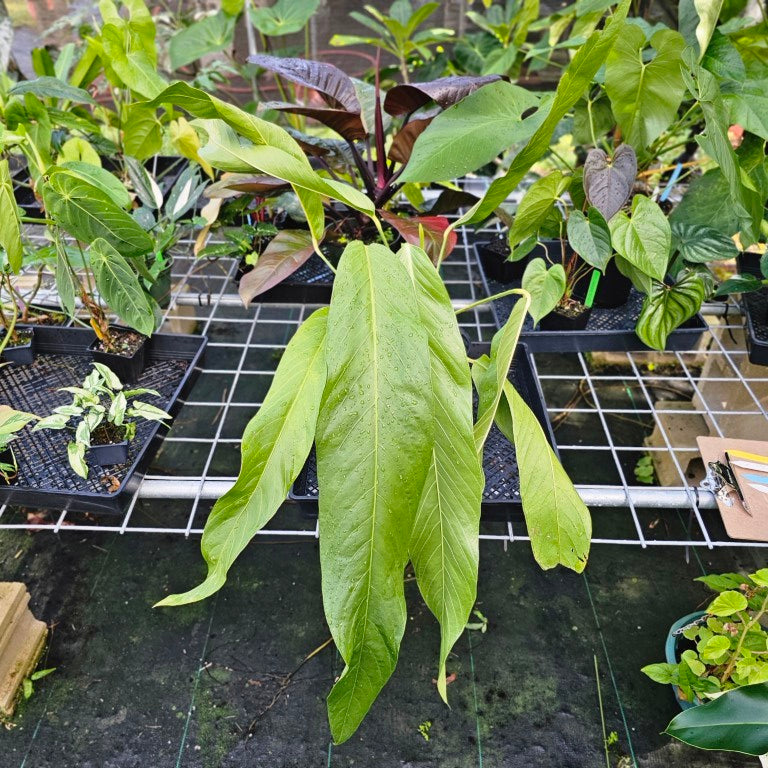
0, 273, 19, 357
455, 287, 530, 315
719, 593, 768, 685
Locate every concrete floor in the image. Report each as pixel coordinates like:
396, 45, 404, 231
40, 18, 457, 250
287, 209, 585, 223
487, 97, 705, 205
0, 504, 760, 768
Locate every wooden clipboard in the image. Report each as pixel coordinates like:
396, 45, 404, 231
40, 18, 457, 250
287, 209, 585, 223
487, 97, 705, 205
697, 436, 768, 541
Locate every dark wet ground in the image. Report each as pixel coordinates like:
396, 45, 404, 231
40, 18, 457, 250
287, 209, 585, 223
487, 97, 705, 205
0, 514, 761, 768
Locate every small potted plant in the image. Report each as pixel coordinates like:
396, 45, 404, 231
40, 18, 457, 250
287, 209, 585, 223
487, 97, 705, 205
32, 363, 171, 479
0, 404, 37, 484
642, 570, 768, 708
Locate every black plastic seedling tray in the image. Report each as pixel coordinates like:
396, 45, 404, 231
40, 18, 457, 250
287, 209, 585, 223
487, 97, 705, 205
290, 343, 556, 521
474, 243, 707, 352
0, 326, 206, 514
737, 253, 768, 366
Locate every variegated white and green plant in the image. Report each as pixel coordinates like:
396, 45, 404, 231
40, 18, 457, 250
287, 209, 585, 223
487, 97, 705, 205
33, 362, 170, 479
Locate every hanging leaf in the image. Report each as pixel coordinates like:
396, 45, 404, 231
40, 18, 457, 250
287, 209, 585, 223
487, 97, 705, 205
238, 230, 317, 304
125, 156, 164, 210
635, 270, 709, 351
583, 145, 637, 221
567, 208, 612, 271
467, 0, 630, 222
89, 238, 157, 337
317, 242, 433, 744
605, 27, 687, 149
671, 222, 739, 263
398, 243, 484, 704
521, 258, 567, 325
609, 196, 670, 283
55, 240, 77, 317
0, 160, 23, 273
398, 81, 543, 183
44, 169, 154, 257
472, 293, 529, 452
156, 308, 328, 606
379, 210, 456, 264
170, 117, 214, 179
665, 683, 768, 755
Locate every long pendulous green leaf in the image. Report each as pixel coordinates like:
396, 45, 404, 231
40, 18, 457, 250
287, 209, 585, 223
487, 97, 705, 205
0, 160, 22, 273
399, 244, 484, 704
472, 292, 530, 453
156, 307, 329, 607
317, 242, 433, 744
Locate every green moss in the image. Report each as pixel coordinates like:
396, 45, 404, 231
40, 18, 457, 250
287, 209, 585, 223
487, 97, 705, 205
194, 683, 239, 768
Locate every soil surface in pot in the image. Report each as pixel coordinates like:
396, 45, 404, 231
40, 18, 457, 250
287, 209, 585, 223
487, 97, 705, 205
93, 329, 146, 357
91, 422, 127, 447
554, 297, 590, 319
3, 329, 34, 348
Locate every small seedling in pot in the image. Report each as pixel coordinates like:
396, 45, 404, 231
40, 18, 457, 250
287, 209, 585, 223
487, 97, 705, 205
33, 363, 171, 479
0, 404, 37, 483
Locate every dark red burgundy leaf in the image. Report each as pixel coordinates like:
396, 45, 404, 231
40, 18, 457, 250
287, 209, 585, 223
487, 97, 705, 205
583, 144, 637, 221
380, 210, 457, 265
263, 101, 367, 142
248, 54, 361, 112
204, 174, 291, 199
383, 75, 504, 116
387, 110, 439, 164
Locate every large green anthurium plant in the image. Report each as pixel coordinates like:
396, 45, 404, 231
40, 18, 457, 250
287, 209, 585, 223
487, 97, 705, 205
141, 17, 635, 734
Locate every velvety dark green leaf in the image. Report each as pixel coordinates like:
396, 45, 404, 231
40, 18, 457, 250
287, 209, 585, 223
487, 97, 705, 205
169, 12, 235, 70
605, 27, 687, 149
635, 270, 708, 350
317, 243, 433, 744
521, 258, 567, 325
466, 0, 630, 223
666, 683, 768, 756
671, 221, 739, 263
399, 243, 484, 704
10, 76, 97, 105
156, 308, 328, 606
725, 80, 768, 141
567, 208, 612, 271
59, 161, 132, 209
45, 169, 154, 257
702, 30, 746, 80
0, 160, 22, 273
670, 169, 740, 236
55, 240, 77, 317
238, 230, 316, 304
609, 196, 670, 283
398, 81, 542, 183
583, 144, 637, 221
89, 238, 156, 337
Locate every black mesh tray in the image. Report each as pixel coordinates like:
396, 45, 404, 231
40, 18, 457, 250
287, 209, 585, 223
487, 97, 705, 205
738, 253, 768, 366
0, 326, 206, 514
474, 244, 707, 352
289, 343, 556, 521
252, 254, 334, 304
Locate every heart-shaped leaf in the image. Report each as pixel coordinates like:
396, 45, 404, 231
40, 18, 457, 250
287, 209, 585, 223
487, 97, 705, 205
671, 221, 739, 263
521, 258, 567, 325
566, 207, 612, 271
583, 144, 637, 221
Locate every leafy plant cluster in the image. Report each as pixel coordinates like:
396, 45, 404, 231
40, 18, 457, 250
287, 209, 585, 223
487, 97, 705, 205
32, 363, 170, 478
643, 569, 768, 704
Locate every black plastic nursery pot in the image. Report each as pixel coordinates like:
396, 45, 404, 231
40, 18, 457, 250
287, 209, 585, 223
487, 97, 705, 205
539, 304, 592, 331
476, 237, 528, 283
290, 342, 557, 521
1, 328, 36, 365
475, 248, 707, 352
571, 258, 633, 309
0, 326, 206, 514
88, 326, 148, 384
89, 440, 129, 467
737, 253, 768, 366
243, 253, 336, 304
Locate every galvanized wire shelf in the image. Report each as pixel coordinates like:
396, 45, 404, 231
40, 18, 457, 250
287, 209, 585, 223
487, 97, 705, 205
2, 185, 767, 551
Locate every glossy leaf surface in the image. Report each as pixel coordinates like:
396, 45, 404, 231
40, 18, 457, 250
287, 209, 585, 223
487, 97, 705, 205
157, 308, 328, 606
317, 243, 433, 744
